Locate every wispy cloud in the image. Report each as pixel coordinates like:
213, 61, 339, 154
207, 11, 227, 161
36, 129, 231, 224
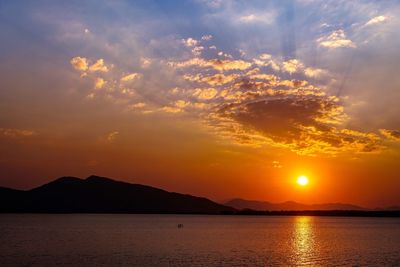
121, 73, 142, 82
317, 30, 356, 49
365, 15, 387, 26
238, 12, 276, 24
0, 128, 37, 138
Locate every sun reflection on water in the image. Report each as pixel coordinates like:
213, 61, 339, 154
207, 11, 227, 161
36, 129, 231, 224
293, 216, 316, 265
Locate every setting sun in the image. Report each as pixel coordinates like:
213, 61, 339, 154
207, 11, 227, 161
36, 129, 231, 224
297, 176, 309, 186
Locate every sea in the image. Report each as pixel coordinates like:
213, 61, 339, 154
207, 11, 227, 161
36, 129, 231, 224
0, 214, 399, 266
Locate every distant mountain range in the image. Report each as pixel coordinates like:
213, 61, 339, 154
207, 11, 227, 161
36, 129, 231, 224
0, 175, 398, 215
225, 198, 366, 211
0, 175, 234, 214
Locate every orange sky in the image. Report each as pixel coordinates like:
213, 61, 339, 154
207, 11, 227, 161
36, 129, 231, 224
0, 0, 399, 208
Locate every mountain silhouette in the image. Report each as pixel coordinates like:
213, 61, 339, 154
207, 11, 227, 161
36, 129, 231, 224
225, 198, 366, 211
0, 175, 235, 214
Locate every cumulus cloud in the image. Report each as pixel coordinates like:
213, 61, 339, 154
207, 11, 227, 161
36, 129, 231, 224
304, 67, 328, 78
201, 35, 212, 41
365, 15, 387, 26
185, 73, 240, 86
253, 54, 280, 71
168, 49, 383, 155
68, 36, 384, 156
193, 88, 218, 100
182, 37, 199, 47
174, 100, 190, 108
191, 46, 204, 56
94, 77, 106, 89
317, 30, 356, 48
282, 59, 304, 74
89, 59, 109, 72
211, 93, 381, 155
70, 56, 88, 71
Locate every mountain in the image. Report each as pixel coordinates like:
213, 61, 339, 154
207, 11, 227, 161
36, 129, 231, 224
225, 198, 366, 211
0, 175, 235, 214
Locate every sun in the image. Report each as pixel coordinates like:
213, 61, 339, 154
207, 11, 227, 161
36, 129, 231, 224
297, 175, 309, 186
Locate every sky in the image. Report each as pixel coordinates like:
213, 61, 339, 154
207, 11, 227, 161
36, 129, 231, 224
0, 0, 400, 207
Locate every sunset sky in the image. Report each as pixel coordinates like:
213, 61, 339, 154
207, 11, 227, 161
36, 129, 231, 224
1, 0, 399, 208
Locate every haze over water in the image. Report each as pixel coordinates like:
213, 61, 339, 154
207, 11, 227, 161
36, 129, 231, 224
1, 214, 399, 266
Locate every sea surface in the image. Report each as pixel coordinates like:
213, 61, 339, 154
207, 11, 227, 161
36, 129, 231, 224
0, 214, 399, 266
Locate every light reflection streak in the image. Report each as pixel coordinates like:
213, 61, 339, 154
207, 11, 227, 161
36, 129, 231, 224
292, 216, 316, 265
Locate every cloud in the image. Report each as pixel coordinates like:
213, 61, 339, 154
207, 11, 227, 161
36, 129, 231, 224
238, 12, 276, 25
120, 73, 141, 82
94, 77, 106, 89
174, 100, 190, 108
191, 46, 204, 56
282, 59, 304, 74
201, 35, 213, 41
182, 37, 199, 47
193, 88, 218, 100
129, 102, 146, 109
70, 57, 109, 74
170, 58, 252, 71
317, 30, 356, 49
140, 58, 152, 68
380, 129, 400, 141
70, 56, 88, 71
161, 106, 182, 113
106, 131, 119, 143
0, 128, 37, 138
212, 94, 381, 155
89, 59, 109, 72
67, 31, 386, 156
185, 73, 240, 86
253, 54, 280, 71
272, 160, 282, 168
365, 15, 387, 26
304, 67, 328, 78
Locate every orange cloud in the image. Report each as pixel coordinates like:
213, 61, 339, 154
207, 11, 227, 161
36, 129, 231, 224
89, 59, 108, 72
170, 58, 252, 71
193, 88, 218, 100
380, 129, 400, 141
70, 56, 89, 71
183, 73, 240, 86
282, 59, 304, 74
120, 73, 141, 82
94, 77, 106, 89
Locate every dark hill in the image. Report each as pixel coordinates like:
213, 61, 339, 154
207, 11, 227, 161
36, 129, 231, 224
0, 175, 235, 214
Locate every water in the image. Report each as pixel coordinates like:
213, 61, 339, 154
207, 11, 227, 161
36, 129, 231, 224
0, 214, 399, 266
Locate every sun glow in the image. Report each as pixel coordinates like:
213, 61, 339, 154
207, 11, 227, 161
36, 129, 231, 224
297, 175, 309, 186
